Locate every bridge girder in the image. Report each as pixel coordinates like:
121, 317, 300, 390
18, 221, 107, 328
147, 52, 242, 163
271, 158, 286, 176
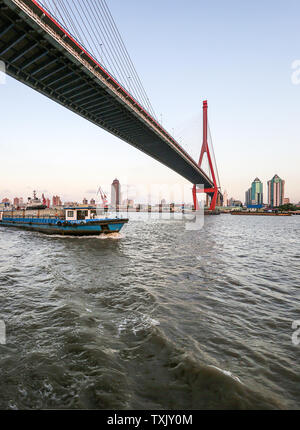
0, 0, 215, 189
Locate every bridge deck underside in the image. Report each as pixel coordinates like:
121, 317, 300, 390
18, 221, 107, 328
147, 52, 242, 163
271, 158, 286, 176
0, 0, 214, 189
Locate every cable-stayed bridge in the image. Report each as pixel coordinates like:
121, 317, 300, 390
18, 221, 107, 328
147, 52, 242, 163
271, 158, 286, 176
0, 0, 222, 209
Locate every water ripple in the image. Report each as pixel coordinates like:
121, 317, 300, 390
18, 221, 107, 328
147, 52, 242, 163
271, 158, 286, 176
0, 215, 299, 409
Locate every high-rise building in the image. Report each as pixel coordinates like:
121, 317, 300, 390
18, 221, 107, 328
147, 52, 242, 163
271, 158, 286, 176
267, 174, 285, 207
245, 178, 263, 206
251, 177, 263, 205
245, 188, 251, 206
111, 179, 121, 207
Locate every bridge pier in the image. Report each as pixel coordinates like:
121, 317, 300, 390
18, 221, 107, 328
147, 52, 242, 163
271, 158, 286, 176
192, 184, 218, 211
192, 100, 220, 211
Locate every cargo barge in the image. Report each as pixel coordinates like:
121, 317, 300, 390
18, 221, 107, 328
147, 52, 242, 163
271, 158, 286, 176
0, 203, 128, 236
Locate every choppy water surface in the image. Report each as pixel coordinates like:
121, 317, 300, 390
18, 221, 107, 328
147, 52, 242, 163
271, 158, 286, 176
0, 214, 299, 409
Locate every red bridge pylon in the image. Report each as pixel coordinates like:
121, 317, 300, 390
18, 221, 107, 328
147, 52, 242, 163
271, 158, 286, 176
192, 100, 219, 211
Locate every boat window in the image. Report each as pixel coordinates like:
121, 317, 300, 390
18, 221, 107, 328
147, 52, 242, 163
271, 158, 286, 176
77, 210, 88, 220
67, 211, 74, 217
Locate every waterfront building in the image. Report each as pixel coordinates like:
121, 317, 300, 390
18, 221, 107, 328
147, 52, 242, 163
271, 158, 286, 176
111, 179, 121, 207
0, 201, 10, 209
2, 198, 10, 204
216, 193, 222, 207
52, 195, 62, 206
223, 190, 228, 207
82, 197, 88, 205
123, 199, 134, 208
90, 198, 96, 205
283, 198, 290, 205
63, 201, 78, 207
15, 197, 25, 208
267, 174, 285, 207
228, 198, 242, 207
245, 188, 251, 206
13, 197, 20, 207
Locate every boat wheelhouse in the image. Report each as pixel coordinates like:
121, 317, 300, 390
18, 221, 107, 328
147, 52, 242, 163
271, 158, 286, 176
64, 206, 97, 221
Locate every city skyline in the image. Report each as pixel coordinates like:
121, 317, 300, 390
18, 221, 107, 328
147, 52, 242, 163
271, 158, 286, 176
1, 172, 299, 207
1, 0, 300, 203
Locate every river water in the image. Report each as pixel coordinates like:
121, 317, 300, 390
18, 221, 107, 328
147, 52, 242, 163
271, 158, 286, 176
0, 213, 299, 409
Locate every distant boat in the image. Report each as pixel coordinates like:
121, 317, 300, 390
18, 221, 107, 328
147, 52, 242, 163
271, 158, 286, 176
0, 193, 128, 236
26, 190, 47, 210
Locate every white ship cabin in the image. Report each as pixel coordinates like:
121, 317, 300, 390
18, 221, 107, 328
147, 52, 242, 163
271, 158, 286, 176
65, 206, 98, 221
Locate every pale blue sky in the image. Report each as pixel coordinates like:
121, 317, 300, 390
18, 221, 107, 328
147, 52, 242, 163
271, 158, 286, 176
1, 0, 300, 203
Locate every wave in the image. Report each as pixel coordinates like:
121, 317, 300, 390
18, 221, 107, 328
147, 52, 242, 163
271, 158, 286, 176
40, 232, 123, 239
120, 323, 285, 410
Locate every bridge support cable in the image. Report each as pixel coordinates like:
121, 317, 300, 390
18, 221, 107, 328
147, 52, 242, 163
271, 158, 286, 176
208, 121, 221, 191
0, 0, 216, 190
89, 0, 151, 114
35, 0, 157, 119
193, 100, 220, 211
98, 0, 157, 119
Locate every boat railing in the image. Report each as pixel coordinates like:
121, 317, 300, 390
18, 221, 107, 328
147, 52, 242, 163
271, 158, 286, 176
3, 215, 65, 220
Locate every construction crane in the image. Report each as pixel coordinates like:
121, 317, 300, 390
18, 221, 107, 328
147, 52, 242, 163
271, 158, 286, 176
96, 186, 108, 209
